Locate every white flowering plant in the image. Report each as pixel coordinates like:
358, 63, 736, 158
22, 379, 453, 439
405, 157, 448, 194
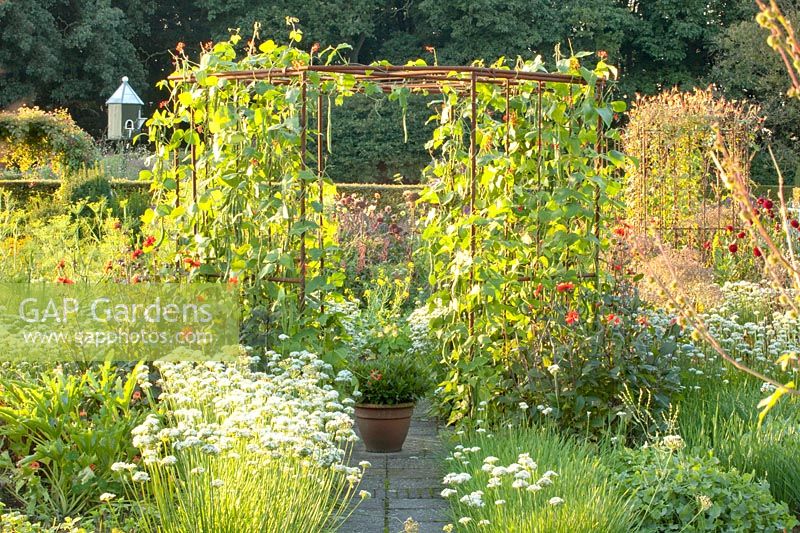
117, 346, 366, 532
440, 426, 631, 532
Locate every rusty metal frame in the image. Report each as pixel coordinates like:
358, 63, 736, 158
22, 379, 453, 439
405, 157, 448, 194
627, 122, 751, 252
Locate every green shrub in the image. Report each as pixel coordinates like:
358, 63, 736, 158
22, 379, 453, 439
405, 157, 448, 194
57, 166, 113, 207
499, 289, 683, 437
350, 356, 430, 405
616, 445, 797, 532
0, 503, 89, 532
0, 363, 152, 522
0, 107, 98, 178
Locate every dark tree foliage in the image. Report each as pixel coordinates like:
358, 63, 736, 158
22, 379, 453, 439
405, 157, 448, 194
710, 1, 800, 184
0, 0, 792, 183
0, 0, 149, 133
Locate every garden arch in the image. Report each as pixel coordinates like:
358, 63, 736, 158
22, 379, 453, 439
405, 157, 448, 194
147, 39, 621, 379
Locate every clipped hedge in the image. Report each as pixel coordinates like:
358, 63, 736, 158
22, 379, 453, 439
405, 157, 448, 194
334, 182, 423, 209
0, 179, 422, 212
0, 107, 99, 177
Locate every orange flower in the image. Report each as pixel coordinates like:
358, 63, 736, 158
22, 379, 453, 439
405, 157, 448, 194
565, 309, 579, 325
176, 42, 185, 53
369, 369, 383, 381
637, 316, 650, 326
533, 283, 544, 298
606, 313, 621, 326
184, 258, 201, 268
56, 277, 74, 284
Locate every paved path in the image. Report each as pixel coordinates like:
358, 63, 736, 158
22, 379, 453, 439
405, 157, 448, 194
343, 406, 449, 533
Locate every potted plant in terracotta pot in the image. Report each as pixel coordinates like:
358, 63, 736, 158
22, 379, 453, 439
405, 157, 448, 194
351, 356, 430, 453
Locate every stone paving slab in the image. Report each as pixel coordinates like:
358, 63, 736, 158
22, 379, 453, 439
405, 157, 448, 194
342, 405, 448, 533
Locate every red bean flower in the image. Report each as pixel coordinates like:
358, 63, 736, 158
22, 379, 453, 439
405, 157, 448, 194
726, 224, 734, 233
728, 243, 738, 254
791, 219, 799, 229
753, 246, 763, 258
183, 258, 201, 268
556, 282, 575, 293
132, 249, 144, 260
606, 313, 621, 326
143, 235, 156, 248
565, 309, 579, 325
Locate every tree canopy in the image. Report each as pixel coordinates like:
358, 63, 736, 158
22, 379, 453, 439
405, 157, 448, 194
0, 0, 793, 183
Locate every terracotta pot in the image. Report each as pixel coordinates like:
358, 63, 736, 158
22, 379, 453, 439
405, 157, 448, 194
354, 402, 415, 453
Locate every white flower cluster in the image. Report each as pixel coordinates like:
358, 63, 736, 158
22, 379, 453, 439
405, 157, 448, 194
325, 299, 367, 354
644, 282, 799, 389
122, 348, 359, 484
406, 303, 446, 359
441, 445, 564, 523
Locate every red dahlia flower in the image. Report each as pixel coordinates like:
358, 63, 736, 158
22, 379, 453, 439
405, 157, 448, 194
565, 310, 579, 325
